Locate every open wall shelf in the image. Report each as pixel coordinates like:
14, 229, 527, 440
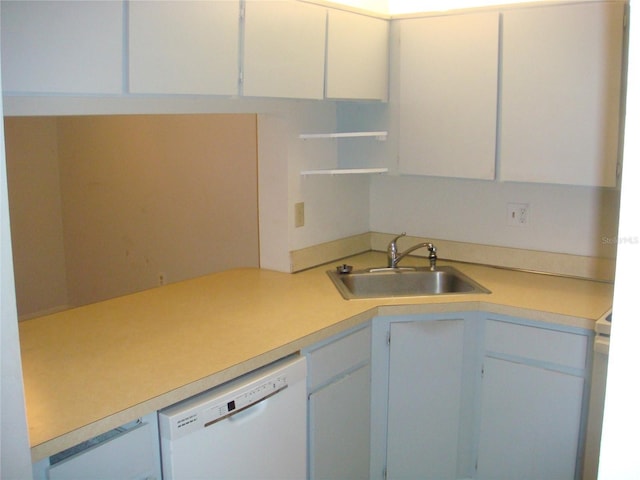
298, 131, 387, 140
300, 167, 388, 176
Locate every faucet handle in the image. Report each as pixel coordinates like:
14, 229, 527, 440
387, 232, 406, 268
427, 243, 437, 270
388, 232, 406, 249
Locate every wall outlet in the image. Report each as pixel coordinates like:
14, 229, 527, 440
294, 202, 305, 228
158, 273, 166, 286
507, 203, 529, 226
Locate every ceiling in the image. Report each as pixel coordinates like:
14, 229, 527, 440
331, 0, 570, 14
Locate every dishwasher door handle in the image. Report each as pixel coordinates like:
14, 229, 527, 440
204, 384, 288, 428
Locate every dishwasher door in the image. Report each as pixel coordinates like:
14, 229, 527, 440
158, 356, 307, 480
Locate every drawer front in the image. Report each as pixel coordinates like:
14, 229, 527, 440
484, 319, 588, 369
48, 422, 156, 480
307, 326, 371, 390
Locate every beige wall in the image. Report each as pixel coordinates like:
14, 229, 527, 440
4, 117, 68, 317
5, 114, 259, 317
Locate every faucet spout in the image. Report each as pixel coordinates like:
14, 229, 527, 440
387, 233, 437, 269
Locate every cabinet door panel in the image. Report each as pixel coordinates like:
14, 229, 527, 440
398, 13, 499, 179
309, 365, 371, 480
500, 2, 625, 186
484, 319, 588, 369
243, 1, 326, 99
1, 1, 123, 94
307, 326, 371, 390
326, 10, 388, 100
386, 320, 465, 479
477, 357, 584, 480
129, 1, 239, 95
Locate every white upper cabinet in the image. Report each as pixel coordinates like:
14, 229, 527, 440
128, 1, 239, 95
0, 0, 124, 94
326, 10, 389, 101
500, 2, 625, 187
243, 1, 326, 99
397, 12, 500, 179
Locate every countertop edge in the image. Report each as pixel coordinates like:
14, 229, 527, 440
29, 300, 598, 461
29, 308, 381, 461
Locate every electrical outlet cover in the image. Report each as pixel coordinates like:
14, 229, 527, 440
507, 203, 529, 226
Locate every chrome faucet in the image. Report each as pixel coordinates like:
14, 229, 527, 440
387, 232, 438, 270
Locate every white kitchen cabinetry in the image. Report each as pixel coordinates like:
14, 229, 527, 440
128, 1, 239, 95
304, 325, 371, 480
384, 315, 480, 480
476, 317, 591, 480
0, 1, 123, 94
326, 10, 389, 101
32, 414, 161, 480
243, 1, 326, 99
397, 12, 499, 180
500, 2, 625, 187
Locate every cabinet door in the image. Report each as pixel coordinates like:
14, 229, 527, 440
397, 13, 499, 179
476, 357, 584, 479
500, 2, 625, 186
326, 10, 388, 101
386, 319, 465, 479
305, 326, 371, 480
243, 1, 326, 99
128, 1, 239, 95
309, 365, 371, 480
0, 1, 123, 94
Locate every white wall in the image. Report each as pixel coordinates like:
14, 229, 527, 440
287, 101, 371, 252
599, 0, 640, 476
370, 175, 620, 258
0, 81, 33, 480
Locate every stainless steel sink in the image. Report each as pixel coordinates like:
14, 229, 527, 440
327, 265, 491, 300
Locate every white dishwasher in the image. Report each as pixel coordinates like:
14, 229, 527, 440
158, 355, 307, 480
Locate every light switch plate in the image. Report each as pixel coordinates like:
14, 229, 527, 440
294, 202, 305, 228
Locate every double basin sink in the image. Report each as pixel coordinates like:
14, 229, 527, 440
327, 265, 491, 300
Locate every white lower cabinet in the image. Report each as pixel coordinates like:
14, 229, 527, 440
369, 312, 591, 480
387, 318, 467, 479
304, 325, 371, 480
377, 313, 482, 480
476, 357, 585, 480
476, 317, 591, 480
32, 413, 162, 480
309, 365, 371, 480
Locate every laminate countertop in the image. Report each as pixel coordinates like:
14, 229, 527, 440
18, 252, 614, 461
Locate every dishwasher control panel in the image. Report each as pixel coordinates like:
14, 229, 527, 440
203, 375, 287, 427
159, 356, 305, 441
